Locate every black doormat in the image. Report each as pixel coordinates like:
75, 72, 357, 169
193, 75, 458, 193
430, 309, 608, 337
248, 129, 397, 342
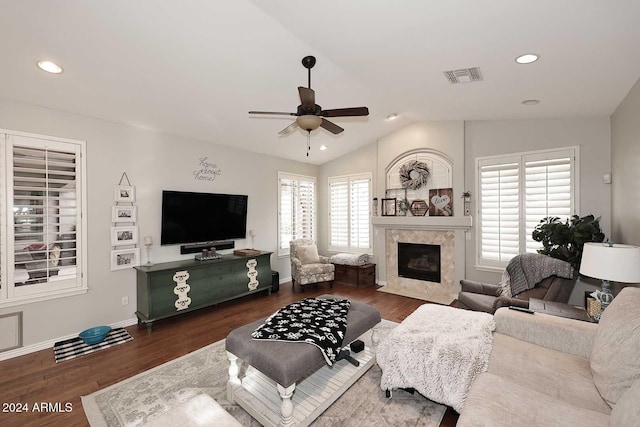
53, 327, 133, 363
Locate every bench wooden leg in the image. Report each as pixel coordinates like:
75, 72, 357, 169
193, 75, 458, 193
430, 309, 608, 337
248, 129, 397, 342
371, 324, 380, 352
227, 351, 241, 402
276, 383, 296, 427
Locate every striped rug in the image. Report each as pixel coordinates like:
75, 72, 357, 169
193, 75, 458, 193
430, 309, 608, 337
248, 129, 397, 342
53, 327, 133, 363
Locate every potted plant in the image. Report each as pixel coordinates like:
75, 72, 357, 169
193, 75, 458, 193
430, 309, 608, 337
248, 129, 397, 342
531, 214, 606, 271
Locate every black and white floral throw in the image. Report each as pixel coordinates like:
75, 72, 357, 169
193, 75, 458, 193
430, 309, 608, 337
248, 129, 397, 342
251, 297, 351, 365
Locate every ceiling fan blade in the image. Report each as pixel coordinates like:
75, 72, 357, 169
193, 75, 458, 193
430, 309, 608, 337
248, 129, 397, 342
320, 118, 344, 135
298, 87, 316, 111
278, 121, 299, 136
321, 107, 369, 117
248, 111, 296, 116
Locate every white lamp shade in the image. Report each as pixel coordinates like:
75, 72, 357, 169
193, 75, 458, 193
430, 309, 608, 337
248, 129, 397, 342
579, 242, 640, 283
296, 115, 322, 131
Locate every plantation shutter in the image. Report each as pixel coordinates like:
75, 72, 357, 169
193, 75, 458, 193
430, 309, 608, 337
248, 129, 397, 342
477, 147, 577, 269
278, 173, 316, 255
10, 136, 81, 297
329, 180, 349, 247
329, 173, 371, 252
349, 177, 370, 249
524, 151, 574, 252
479, 158, 520, 265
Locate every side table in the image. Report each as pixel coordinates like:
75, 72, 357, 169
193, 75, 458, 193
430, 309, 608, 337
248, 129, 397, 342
529, 298, 595, 322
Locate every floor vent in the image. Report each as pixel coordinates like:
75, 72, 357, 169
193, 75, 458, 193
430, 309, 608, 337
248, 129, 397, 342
443, 67, 483, 84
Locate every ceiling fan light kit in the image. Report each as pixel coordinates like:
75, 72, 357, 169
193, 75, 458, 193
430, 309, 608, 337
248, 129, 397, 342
249, 55, 369, 156
296, 115, 322, 131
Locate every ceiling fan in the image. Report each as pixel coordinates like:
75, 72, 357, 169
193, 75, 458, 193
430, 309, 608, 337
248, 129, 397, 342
248, 56, 369, 139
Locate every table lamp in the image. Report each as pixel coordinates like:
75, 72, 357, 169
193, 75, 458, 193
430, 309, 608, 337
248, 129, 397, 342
579, 242, 640, 320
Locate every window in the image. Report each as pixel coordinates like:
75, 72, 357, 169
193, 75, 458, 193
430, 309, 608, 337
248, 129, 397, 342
476, 147, 578, 270
329, 173, 371, 252
1, 130, 87, 307
278, 172, 316, 256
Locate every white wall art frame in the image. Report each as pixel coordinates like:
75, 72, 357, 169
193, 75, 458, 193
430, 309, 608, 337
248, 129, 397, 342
111, 226, 139, 247
112, 205, 137, 223
110, 248, 140, 271
114, 184, 136, 202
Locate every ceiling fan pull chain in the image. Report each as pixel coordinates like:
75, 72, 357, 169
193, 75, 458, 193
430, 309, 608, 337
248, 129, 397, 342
306, 131, 311, 156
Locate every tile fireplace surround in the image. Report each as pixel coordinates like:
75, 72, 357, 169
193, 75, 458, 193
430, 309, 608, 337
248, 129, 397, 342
372, 216, 472, 305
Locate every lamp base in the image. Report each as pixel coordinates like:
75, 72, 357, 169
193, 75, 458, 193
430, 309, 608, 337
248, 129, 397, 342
594, 279, 614, 321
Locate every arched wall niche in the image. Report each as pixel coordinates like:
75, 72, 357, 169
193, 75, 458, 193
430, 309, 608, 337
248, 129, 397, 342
385, 148, 453, 201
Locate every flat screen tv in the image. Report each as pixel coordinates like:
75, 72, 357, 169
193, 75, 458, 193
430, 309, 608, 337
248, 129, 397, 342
161, 190, 248, 245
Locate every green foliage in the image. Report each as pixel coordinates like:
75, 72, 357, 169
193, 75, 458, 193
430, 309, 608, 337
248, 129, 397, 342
531, 214, 606, 270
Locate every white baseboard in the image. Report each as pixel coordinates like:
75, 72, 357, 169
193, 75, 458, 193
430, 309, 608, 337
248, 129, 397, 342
0, 317, 139, 361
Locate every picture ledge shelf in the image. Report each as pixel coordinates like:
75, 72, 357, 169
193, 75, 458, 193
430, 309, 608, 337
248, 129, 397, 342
371, 215, 472, 230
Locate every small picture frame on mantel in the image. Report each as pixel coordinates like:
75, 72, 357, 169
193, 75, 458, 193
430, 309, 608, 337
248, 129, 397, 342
381, 198, 397, 216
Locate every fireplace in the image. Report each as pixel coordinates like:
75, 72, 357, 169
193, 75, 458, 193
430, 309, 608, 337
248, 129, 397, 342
397, 242, 441, 283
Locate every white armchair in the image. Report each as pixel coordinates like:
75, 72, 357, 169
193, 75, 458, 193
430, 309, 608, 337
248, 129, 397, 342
290, 239, 334, 292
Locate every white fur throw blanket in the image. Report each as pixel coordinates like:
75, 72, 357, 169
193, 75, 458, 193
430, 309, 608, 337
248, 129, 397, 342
377, 304, 495, 413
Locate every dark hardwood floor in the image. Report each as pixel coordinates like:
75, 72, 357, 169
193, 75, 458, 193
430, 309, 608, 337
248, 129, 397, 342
0, 282, 459, 427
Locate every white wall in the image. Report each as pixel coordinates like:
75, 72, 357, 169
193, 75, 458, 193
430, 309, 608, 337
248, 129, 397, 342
0, 98, 316, 349
611, 77, 640, 246
463, 118, 612, 303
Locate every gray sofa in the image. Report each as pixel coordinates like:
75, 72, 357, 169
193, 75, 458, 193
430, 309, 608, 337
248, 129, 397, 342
457, 286, 640, 427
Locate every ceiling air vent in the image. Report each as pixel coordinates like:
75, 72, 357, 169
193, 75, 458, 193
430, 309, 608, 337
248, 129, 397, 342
443, 67, 483, 84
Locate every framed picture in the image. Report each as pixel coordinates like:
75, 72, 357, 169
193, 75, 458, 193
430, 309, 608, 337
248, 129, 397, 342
381, 198, 397, 216
428, 188, 453, 216
112, 205, 137, 223
410, 199, 429, 216
111, 226, 139, 246
111, 248, 140, 271
114, 185, 136, 203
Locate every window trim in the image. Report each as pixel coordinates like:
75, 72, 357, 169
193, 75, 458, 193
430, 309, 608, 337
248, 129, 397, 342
328, 172, 372, 254
277, 171, 316, 257
0, 129, 88, 308
475, 146, 580, 271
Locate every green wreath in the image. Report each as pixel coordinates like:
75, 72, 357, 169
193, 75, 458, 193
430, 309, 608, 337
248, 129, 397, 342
399, 160, 431, 190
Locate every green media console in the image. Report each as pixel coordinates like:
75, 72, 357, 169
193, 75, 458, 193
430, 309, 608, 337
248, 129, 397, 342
134, 251, 272, 332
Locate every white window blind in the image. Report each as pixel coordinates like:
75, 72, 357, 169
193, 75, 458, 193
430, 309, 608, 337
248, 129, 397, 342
278, 172, 316, 256
1, 131, 87, 306
524, 153, 573, 252
477, 147, 577, 270
479, 159, 520, 265
329, 173, 371, 252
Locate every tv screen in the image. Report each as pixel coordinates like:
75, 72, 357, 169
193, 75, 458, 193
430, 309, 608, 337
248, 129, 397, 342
161, 190, 248, 245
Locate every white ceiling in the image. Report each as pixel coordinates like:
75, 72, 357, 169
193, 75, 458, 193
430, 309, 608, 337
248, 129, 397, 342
1, 1, 639, 165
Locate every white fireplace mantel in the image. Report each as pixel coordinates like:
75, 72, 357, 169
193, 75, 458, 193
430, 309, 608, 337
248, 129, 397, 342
372, 215, 472, 230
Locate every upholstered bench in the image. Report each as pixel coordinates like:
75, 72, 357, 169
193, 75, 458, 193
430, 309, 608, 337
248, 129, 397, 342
225, 295, 381, 427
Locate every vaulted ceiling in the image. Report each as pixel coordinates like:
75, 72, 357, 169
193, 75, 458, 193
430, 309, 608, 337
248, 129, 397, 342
1, 1, 639, 164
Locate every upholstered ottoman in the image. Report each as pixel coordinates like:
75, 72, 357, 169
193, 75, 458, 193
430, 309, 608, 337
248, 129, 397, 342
225, 295, 381, 427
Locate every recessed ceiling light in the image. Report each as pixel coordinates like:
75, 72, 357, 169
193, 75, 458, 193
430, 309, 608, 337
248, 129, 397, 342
319, 145, 327, 151
515, 54, 539, 64
37, 60, 63, 74
522, 99, 540, 106
386, 113, 398, 121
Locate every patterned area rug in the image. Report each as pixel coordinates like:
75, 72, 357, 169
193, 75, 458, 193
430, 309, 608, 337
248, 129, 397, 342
81, 320, 446, 426
54, 328, 133, 363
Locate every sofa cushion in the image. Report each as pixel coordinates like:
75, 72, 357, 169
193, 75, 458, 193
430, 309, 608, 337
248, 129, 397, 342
590, 287, 640, 407
297, 245, 320, 264
458, 372, 610, 427
610, 378, 640, 427
487, 333, 610, 414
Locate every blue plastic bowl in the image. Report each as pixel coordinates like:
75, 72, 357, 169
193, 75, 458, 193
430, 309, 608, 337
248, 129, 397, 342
79, 326, 111, 345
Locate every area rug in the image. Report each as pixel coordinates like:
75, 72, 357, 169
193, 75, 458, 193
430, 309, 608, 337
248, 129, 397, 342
82, 320, 446, 426
54, 328, 133, 363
